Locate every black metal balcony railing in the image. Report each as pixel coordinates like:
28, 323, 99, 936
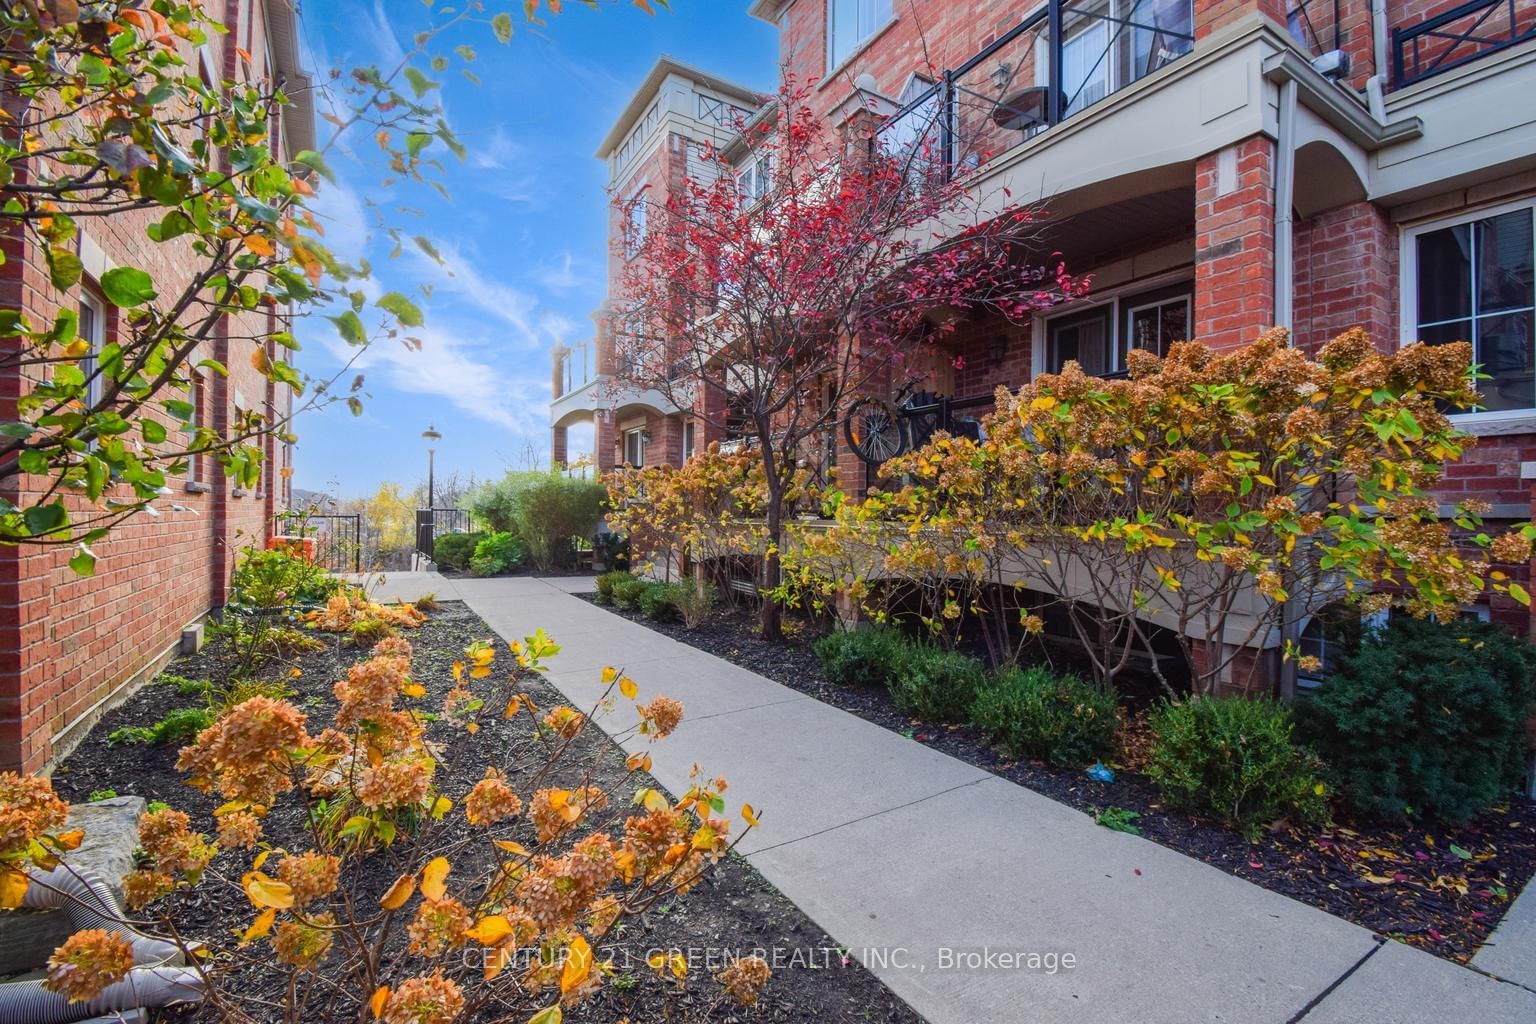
1393, 0, 1536, 87
874, 0, 1194, 184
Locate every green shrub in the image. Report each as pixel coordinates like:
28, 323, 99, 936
109, 707, 215, 747
230, 546, 340, 607
469, 531, 526, 577
1295, 616, 1536, 824
611, 577, 650, 611
209, 677, 298, 714
348, 617, 397, 647
431, 531, 484, 572
1147, 696, 1328, 838
512, 472, 606, 572
637, 582, 679, 621
889, 646, 987, 724
971, 666, 1118, 766
813, 629, 909, 688
88, 789, 118, 802
671, 581, 717, 628
595, 571, 634, 605
465, 471, 606, 572
156, 673, 208, 698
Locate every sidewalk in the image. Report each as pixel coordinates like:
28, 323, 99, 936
368, 572, 1536, 1024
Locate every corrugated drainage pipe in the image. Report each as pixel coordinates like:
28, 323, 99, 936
0, 865, 204, 1023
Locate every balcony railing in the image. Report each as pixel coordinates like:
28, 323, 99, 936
556, 341, 595, 398
874, 0, 1195, 184
1392, 0, 1536, 87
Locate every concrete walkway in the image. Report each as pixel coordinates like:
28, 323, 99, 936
366, 571, 1536, 1024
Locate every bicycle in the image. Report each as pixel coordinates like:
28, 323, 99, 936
845, 378, 978, 466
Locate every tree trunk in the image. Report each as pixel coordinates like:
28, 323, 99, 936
759, 495, 784, 639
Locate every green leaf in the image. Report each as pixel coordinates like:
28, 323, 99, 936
0, 422, 32, 439
1508, 582, 1531, 607
163, 399, 195, 422
48, 248, 83, 290
376, 292, 424, 328
491, 12, 514, 43
413, 236, 443, 264
23, 502, 67, 538
101, 267, 157, 307
293, 149, 336, 183
403, 67, 440, 98
142, 419, 167, 444
328, 311, 368, 346
69, 547, 97, 577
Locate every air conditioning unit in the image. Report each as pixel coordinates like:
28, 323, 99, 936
1311, 49, 1351, 81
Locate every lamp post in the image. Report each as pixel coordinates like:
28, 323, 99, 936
422, 424, 442, 508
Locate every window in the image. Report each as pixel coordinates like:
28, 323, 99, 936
737, 153, 772, 204
828, 0, 892, 71
624, 427, 646, 468
78, 289, 106, 411
1121, 287, 1190, 364
185, 372, 205, 485
1041, 280, 1193, 376
1296, 606, 1388, 690
683, 420, 697, 461
1407, 203, 1535, 413
1046, 306, 1113, 376
623, 187, 647, 259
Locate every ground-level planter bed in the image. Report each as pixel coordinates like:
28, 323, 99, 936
51, 600, 922, 1023
587, 596, 1536, 966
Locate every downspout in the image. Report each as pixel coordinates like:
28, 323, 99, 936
1366, 0, 1390, 120
1274, 76, 1300, 701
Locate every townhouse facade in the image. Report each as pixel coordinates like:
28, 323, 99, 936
0, 0, 312, 773
553, 0, 1536, 690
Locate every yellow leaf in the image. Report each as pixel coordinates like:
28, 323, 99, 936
0, 869, 29, 908
465, 914, 513, 945
402, 682, 426, 698
505, 695, 523, 718
1362, 873, 1396, 885
619, 676, 638, 700
63, 339, 90, 358
379, 873, 416, 910
370, 986, 390, 1019
241, 871, 294, 909
666, 952, 688, 979
244, 233, 275, 258
238, 907, 277, 945
642, 789, 669, 813
252, 849, 274, 871
251, 346, 271, 374
470, 665, 493, 679
742, 803, 760, 828
601, 666, 618, 684
466, 721, 480, 734
431, 796, 453, 819
493, 839, 531, 857
560, 935, 592, 994
420, 856, 450, 901
53, 829, 84, 851
625, 752, 651, 773
527, 1007, 562, 1024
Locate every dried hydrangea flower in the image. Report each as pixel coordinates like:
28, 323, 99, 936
464, 768, 523, 827
44, 929, 134, 1003
277, 850, 340, 908
717, 954, 771, 1007
382, 972, 465, 1024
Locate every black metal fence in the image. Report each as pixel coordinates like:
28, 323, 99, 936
415, 507, 485, 563
1393, 0, 1536, 87
271, 512, 362, 573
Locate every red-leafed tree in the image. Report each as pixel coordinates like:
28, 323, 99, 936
614, 80, 1086, 637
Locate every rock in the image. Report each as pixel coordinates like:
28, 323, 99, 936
0, 796, 144, 978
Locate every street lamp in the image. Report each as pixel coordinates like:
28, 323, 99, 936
422, 424, 442, 508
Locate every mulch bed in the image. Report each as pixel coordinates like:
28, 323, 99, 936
586, 596, 1536, 966
52, 601, 922, 1024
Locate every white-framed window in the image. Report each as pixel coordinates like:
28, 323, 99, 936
624, 427, 647, 468
737, 152, 773, 205
623, 186, 648, 259
78, 289, 106, 411
828, 0, 893, 71
1296, 606, 1388, 690
1037, 278, 1193, 376
1403, 200, 1535, 416
682, 420, 696, 461
185, 370, 205, 485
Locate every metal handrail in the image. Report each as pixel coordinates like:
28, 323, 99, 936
1392, 0, 1536, 87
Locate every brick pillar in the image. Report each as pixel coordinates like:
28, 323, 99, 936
1291, 200, 1395, 354
594, 410, 618, 474
551, 424, 568, 467
1194, 137, 1276, 352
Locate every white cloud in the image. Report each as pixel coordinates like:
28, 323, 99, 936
534, 251, 588, 292
471, 125, 524, 170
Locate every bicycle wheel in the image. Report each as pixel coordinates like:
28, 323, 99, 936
844, 398, 905, 465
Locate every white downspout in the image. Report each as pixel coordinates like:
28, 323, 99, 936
1274, 77, 1298, 334
1367, 0, 1390, 120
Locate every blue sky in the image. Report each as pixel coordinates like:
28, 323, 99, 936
292, 1, 779, 500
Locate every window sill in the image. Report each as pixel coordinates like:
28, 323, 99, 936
184, 481, 212, 494
232, 487, 249, 498
1449, 409, 1536, 437
819, 17, 900, 93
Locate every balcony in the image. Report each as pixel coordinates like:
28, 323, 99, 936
874, 0, 1196, 184
1392, 0, 1536, 88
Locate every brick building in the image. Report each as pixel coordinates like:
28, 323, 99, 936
0, 1, 313, 773
554, 0, 1536, 690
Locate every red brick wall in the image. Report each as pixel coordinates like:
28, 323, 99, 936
1195, 137, 1276, 351
1292, 199, 1396, 353
0, 0, 294, 773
